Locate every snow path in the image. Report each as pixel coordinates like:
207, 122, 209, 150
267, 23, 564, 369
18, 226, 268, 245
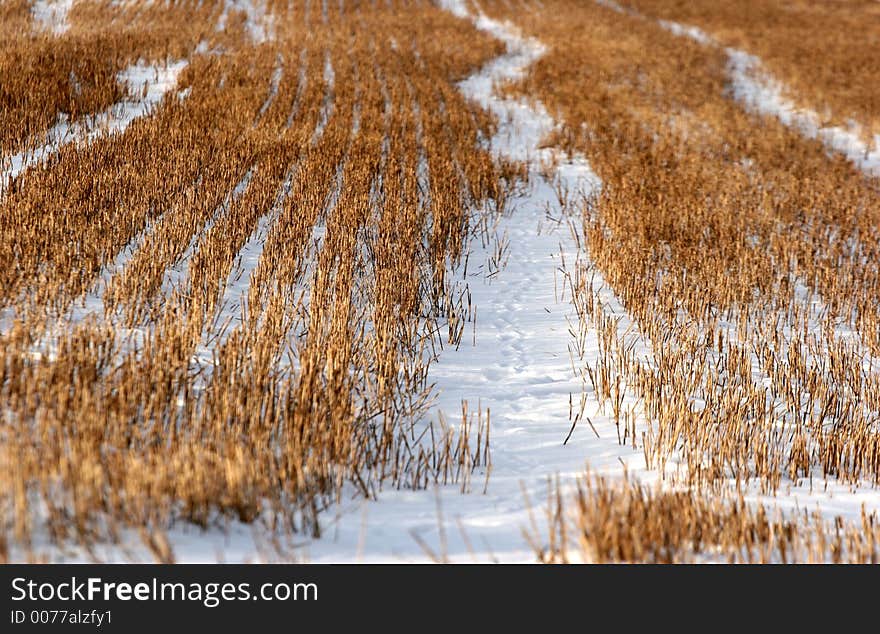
726, 49, 880, 177
299, 0, 654, 562
592, 2, 880, 177
30, 0, 73, 35
1, 60, 188, 193
649, 18, 880, 177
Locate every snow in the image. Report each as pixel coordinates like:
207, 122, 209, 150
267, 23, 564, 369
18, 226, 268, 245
658, 19, 713, 46
31, 0, 73, 36
285, 48, 309, 128
312, 53, 336, 143
1, 59, 188, 194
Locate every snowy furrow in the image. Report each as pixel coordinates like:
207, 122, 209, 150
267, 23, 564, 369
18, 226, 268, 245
312, 53, 336, 143
0, 59, 189, 347
189, 168, 295, 377
1, 60, 189, 193
590, 3, 880, 177
651, 18, 880, 177
726, 50, 880, 177
256, 54, 284, 121
285, 48, 309, 128
192, 46, 345, 381
160, 169, 255, 297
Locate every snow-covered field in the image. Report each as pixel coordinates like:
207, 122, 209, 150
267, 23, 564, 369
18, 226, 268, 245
170, 0, 880, 562
304, 0, 649, 558
4, 0, 880, 563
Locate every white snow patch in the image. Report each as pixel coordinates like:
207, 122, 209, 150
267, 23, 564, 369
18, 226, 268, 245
658, 19, 713, 45
31, 0, 73, 35
312, 53, 336, 143
594, 0, 628, 14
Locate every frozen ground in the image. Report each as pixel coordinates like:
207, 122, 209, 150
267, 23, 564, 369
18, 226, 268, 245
15, 0, 656, 563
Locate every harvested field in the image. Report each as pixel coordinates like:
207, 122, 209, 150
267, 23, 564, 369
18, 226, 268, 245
2, 0, 879, 563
